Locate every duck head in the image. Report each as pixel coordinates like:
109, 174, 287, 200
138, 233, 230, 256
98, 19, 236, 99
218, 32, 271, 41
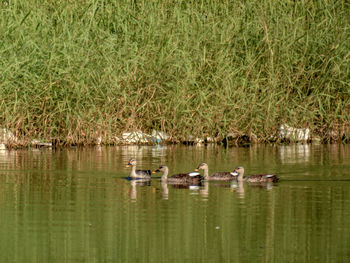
195, 163, 208, 171
233, 166, 244, 176
126, 158, 136, 167
154, 165, 168, 173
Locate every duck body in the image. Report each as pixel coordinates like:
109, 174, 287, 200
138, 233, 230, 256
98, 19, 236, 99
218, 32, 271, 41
196, 163, 237, 181
233, 166, 279, 183
244, 173, 279, 183
130, 169, 152, 179
127, 158, 152, 179
166, 173, 202, 184
208, 171, 238, 181
154, 165, 202, 183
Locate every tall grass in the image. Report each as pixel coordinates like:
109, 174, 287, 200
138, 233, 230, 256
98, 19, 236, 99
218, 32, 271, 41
1, 0, 349, 145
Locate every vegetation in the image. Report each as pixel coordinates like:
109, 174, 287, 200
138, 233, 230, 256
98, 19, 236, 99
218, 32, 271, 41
1, 0, 350, 145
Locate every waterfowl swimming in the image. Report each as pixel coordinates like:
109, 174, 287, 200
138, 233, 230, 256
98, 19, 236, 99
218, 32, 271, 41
195, 163, 237, 181
233, 166, 279, 183
126, 158, 152, 179
154, 165, 202, 183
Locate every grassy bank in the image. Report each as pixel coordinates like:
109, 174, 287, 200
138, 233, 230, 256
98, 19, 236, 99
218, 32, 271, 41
1, 0, 350, 145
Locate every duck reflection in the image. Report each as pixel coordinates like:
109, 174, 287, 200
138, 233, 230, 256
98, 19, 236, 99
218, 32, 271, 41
130, 180, 137, 201
199, 181, 209, 199
231, 180, 245, 198
130, 177, 275, 201
230, 180, 278, 199
246, 182, 275, 190
159, 180, 248, 200
168, 181, 202, 189
159, 181, 203, 200
161, 181, 168, 200
129, 179, 151, 201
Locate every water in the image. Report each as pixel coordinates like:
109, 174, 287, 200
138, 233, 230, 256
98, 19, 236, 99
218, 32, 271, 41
0, 144, 350, 262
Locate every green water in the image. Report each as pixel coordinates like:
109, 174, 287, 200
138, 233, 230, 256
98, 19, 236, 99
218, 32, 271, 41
0, 144, 349, 263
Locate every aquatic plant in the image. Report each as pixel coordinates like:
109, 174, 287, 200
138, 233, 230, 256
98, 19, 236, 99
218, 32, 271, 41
1, 0, 349, 145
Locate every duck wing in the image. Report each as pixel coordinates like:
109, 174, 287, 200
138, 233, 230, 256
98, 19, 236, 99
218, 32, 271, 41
211, 171, 237, 180
170, 173, 190, 179
264, 174, 279, 182
170, 172, 202, 182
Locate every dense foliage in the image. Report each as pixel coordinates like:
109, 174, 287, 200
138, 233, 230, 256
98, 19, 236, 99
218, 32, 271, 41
1, 0, 349, 144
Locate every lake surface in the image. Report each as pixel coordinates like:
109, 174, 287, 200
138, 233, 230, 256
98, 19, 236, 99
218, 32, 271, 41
0, 144, 349, 262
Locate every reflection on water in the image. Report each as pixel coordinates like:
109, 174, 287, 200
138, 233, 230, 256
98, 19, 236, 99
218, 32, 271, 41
0, 145, 350, 262
278, 144, 311, 163
231, 180, 245, 198
161, 181, 169, 200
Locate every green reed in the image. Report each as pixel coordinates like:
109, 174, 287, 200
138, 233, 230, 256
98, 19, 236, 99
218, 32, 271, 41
0, 0, 349, 145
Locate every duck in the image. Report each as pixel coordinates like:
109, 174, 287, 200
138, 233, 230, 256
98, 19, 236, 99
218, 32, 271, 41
195, 163, 237, 181
153, 165, 202, 183
126, 158, 152, 179
233, 166, 279, 183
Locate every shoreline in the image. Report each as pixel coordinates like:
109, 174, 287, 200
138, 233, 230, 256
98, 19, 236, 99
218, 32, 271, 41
1, 126, 349, 150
